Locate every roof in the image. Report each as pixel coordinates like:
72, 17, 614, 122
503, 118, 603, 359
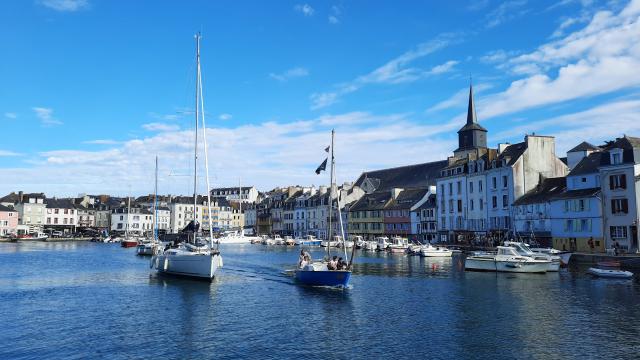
569, 152, 604, 176
513, 177, 567, 205
0, 204, 16, 212
349, 191, 392, 211
0, 192, 46, 204
354, 160, 448, 193
416, 194, 436, 210
551, 187, 600, 200
44, 198, 76, 209
498, 142, 527, 166
385, 188, 429, 210
568, 141, 600, 153
211, 186, 254, 193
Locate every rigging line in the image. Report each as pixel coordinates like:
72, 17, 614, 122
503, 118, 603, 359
198, 35, 216, 251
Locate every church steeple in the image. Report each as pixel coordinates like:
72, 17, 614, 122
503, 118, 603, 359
454, 81, 487, 154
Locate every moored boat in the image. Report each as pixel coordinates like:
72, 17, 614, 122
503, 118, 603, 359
464, 246, 550, 273
296, 235, 322, 246
588, 267, 633, 279
387, 237, 408, 253
504, 241, 560, 272
420, 244, 453, 257
531, 247, 572, 266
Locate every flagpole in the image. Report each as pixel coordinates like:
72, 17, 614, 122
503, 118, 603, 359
327, 129, 334, 260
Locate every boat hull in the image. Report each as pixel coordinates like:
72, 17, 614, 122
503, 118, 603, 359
588, 267, 633, 279
121, 240, 138, 248
465, 257, 549, 273
297, 241, 322, 246
153, 252, 222, 280
136, 244, 158, 256
294, 269, 351, 287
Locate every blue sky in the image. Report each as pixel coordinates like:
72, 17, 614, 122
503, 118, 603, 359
1, 0, 640, 197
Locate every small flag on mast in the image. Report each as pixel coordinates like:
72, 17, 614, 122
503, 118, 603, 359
324, 145, 330, 153
315, 158, 328, 174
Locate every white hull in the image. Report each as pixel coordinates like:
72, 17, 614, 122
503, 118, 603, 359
420, 245, 453, 257
217, 236, 253, 245
588, 267, 633, 279
465, 257, 549, 273
153, 250, 222, 279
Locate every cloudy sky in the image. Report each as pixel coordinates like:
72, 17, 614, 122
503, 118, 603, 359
1, 0, 639, 197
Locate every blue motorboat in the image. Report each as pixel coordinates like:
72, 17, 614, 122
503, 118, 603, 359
294, 264, 351, 287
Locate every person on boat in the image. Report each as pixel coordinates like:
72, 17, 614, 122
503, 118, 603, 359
298, 250, 308, 268
337, 257, 346, 270
328, 256, 338, 270
588, 237, 594, 253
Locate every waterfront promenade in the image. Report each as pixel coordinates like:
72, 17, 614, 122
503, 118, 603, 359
1, 241, 639, 359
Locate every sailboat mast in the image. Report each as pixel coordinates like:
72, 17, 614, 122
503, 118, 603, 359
327, 129, 335, 258
193, 33, 200, 231
126, 195, 130, 239
239, 178, 243, 235
153, 156, 158, 241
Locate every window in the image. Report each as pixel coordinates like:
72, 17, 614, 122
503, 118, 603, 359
502, 175, 508, 188
582, 177, 587, 183
440, 200, 445, 214
54, 209, 59, 214
480, 201, 484, 210
580, 219, 591, 232
564, 219, 573, 232
64, 209, 68, 214
448, 199, 453, 213
440, 185, 444, 195
610, 226, 627, 239
448, 183, 453, 196
457, 181, 461, 194
469, 182, 474, 193
492, 177, 497, 189
502, 195, 508, 208
611, 198, 629, 214
611, 152, 622, 165
470, 200, 474, 211
54, 218, 58, 224
47, 217, 51, 224
492, 196, 497, 209
457, 200, 462, 212
609, 174, 626, 190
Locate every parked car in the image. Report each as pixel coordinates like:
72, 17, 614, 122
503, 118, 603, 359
52, 231, 63, 238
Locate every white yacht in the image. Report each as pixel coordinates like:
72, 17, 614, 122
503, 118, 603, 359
217, 230, 253, 245
151, 33, 222, 280
284, 236, 296, 246
273, 234, 285, 245
386, 237, 408, 253
137, 157, 161, 257
504, 241, 560, 272
420, 244, 453, 257
530, 247, 572, 266
353, 236, 365, 249
364, 240, 378, 251
375, 236, 389, 251
464, 246, 550, 273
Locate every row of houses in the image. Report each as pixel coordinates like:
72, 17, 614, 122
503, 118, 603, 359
245, 85, 640, 255
0, 189, 250, 237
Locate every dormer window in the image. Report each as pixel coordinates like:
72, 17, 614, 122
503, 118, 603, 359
611, 149, 623, 165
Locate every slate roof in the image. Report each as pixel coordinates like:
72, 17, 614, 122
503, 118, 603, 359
0, 204, 16, 212
498, 142, 527, 166
0, 192, 46, 204
385, 188, 429, 210
551, 187, 600, 200
568, 141, 600, 153
353, 160, 448, 192
513, 177, 567, 206
349, 191, 392, 211
569, 152, 604, 176
44, 198, 77, 209
416, 194, 436, 210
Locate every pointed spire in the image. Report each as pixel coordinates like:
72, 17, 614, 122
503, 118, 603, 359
466, 78, 478, 125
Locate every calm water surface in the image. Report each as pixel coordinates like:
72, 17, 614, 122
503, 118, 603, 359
1, 242, 639, 359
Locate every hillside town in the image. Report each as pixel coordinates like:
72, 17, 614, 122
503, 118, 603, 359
2, 86, 639, 255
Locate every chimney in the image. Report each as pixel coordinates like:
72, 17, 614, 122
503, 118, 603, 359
18, 191, 23, 204
498, 143, 510, 154
391, 188, 403, 200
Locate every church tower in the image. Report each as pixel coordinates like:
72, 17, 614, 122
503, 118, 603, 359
454, 83, 487, 156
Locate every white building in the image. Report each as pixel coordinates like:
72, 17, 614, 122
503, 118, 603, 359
44, 198, 78, 233
599, 136, 640, 252
211, 186, 259, 203
111, 207, 153, 236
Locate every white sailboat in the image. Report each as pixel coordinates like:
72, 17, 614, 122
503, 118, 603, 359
152, 33, 223, 280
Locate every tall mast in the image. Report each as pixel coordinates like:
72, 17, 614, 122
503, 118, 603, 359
327, 129, 335, 258
193, 33, 200, 231
126, 195, 130, 239
239, 178, 243, 235
153, 156, 158, 242
196, 33, 216, 250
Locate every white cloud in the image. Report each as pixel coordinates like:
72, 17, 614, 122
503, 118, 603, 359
218, 113, 232, 121
294, 4, 315, 16
0, 111, 459, 196
311, 33, 459, 109
467, 0, 490, 11
32, 107, 63, 126
149, 112, 181, 121
39, 0, 88, 12
269, 67, 309, 82
468, 0, 640, 120
485, 0, 528, 28
328, 15, 339, 24
491, 99, 640, 154
426, 83, 493, 113
142, 123, 180, 132
83, 139, 120, 145
4, 112, 17, 119
329, 5, 341, 24
0, 150, 22, 157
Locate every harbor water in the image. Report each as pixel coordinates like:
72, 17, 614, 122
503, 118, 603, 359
1, 242, 639, 359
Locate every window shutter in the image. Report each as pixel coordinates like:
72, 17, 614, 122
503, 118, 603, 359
622, 199, 629, 214
585, 199, 590, 211
611, 199, 617, 213
621, 174, 627, 189
609, 175, 614, 190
